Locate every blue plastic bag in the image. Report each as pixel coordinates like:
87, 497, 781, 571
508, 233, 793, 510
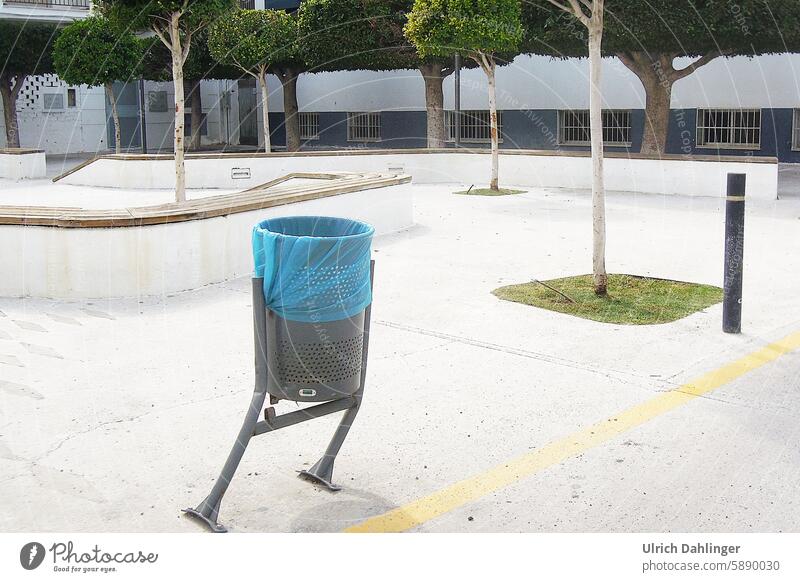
252, 216, 374, 323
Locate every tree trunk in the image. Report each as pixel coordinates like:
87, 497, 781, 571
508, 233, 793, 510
279, 69, 300, 152
617, 50, 723, 156
1, 75, 22, 148
188, 78, 203, 151
640, 75, 672, 156
616, 52, 673, 156
419, 62, 446, 148
259, 67, 271, 153
105, 83, 122, 154
485, 56, 500, 191
168, 12, 186, 202
588, 23, 608, 296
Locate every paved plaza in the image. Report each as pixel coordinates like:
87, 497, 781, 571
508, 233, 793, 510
1, 184, 799, 532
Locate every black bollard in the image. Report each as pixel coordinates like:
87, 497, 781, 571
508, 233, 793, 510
723, 173, 746, 334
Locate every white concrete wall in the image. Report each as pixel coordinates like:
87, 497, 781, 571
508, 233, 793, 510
0, 76, 234, 154
0, 79, 107, 154
4, 53, 798, 154
60, 152, 779, 201
0, 151, 46, 180
289, 54, 800, 112
0, 184, 412, 299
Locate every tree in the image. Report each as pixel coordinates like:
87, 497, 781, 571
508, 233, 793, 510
209, 9, 300, 153
535, 0, 608, 296
609, 0, 800, 156
98, 0, 236, 202
0, 21, 59, 149
531, 1, 800, 156
53, 17, 141, 154
298, 0, 472, 149
367, 0, 464, 148
142, 31, 239, 150
405, 0, 523, 189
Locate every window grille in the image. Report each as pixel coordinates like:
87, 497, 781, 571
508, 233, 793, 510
347, 112, 381, 142
43, 93, 64, 112
558, 110, 632, 146
299, 112, 320, 140
793, 109, 800, 151
696, 108, 761, 149
445, 110, 503, 142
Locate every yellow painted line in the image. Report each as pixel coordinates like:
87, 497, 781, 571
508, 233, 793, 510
345, 330, 800, 533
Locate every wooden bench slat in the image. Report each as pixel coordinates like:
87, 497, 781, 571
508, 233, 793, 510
0, 172, 410, 228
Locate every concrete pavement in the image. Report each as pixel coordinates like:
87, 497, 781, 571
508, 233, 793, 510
1, 184, 799, 532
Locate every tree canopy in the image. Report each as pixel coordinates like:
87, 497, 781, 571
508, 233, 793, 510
98, 0, 237, 41
0, 20, 59, 81
404, 0, 523, 59
53, 17, 141, 89
208, 8, 300, 75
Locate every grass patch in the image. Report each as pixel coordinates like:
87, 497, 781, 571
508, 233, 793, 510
493, 274, 723, 325
454, 187, 526, 196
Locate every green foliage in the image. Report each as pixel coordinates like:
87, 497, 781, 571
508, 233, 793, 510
404, 0, 523, 59
520, 1, 583, 58
137, 36, 172, 81
298, 0, 381, 71
525, 0, 800, 58
139, 30, 239, 81
607, 0, 800, 56
0, 20, 59, 78
209, 9, 300, 75
53, 17, 140, 88
96, 0, 238, 35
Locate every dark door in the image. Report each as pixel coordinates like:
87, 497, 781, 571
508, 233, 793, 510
238, 78, 258, 146
106, 81, 142, 151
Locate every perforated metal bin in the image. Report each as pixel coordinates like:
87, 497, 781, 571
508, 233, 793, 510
266, 311, 366, 402
183, 217, 375, 532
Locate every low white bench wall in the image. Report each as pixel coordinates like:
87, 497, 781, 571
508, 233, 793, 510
1, 149, 46, 180
0, 184, 411, 299
59, 150, 779, 201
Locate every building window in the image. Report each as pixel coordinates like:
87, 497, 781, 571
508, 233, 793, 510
148, 90, 168, 112
792, 109, 800, 151
43, 92, 64, 112
299, 112, 319, 140
347, 112, 381, 142
67, 88, 77, 107
696, 108, 761, 149
558, 110, 632, 146
445, 110, 503, 143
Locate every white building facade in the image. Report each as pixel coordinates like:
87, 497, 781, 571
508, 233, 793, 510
2, 0, 799, 162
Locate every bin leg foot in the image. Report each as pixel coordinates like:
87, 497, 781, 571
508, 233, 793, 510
298, 399, 360, 492
183, 386, 267, 533
183, 499, 227, 533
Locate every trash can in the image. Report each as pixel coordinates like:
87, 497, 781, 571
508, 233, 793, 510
252, 216, 374, 402
183, 215, 375, 532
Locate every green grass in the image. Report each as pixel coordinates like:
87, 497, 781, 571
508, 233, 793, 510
493, 274, 723, 325
454, 187, 526, 196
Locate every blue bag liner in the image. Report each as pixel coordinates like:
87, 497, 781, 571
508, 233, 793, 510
252, 216, 374, 323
